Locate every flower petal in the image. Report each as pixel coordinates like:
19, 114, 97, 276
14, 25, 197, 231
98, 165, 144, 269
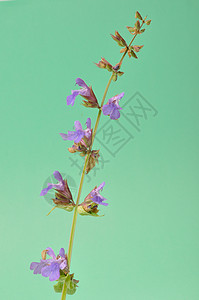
92, 195, 108, 206
40, 185, 53, 196
59, 248, 65, 258
41, 265, 52, 277
76, 78, 89, 89
102, 104, 114, 116
30, 262, 39, 270
59, 133, 68, 140
46, 247, 56, 259
86, 118, 91, 129
65, 131, 79, 141
67, 90, 80, 106
49, 263, 60, 281
110, 107, 120, 120
74, 130, 85, 143
33, 261, 47, 274
96, 182, 105, 192
74, 120, 82, 131
109, 92, 124, 102
53, 171, 63, 182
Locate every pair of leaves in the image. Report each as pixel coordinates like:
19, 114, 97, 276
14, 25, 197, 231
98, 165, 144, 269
54, 274, 78, 295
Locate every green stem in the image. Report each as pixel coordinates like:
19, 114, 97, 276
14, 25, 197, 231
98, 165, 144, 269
67, 153, 90, 265
60, 280, 67, 300
61, 20, 146, 298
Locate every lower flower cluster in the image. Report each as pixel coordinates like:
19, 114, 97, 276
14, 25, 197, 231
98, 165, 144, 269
30, 247, 69, 281
30, 247, 79, 294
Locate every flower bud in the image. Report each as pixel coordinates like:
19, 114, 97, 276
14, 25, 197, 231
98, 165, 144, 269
112, 73, 118, 81
111, 31, 127, 47
68, 145, 78, 153
145, 19, 151, 25
135, 20, 141, 30
95, 57, 113, 73
126, 26, 135, 33
117, 71, 124, 76
81, 86, 99, 108
95, 61, 106, 68
132, 45, 144, 52
135, 11, 142, 20
130, 50, 138, 58
112, 63, 120, 71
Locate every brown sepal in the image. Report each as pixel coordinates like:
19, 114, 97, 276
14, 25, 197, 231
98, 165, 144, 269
86, 150, 100, 174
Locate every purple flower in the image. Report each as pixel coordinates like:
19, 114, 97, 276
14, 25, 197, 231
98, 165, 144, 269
30, 247, 68, 281
67, 78, 90, 106
78, 182, 108, 216
102, 92, 124, 120
90, 182, 108, 206
59, 118, 92, 144
40, 172, 74, 211
40, 171, 65, 196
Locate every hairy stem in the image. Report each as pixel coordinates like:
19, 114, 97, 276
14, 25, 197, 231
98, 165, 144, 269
61, 22, 145, 299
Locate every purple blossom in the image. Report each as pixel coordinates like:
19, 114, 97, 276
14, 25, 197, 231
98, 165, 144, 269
90, 182, 108, 206
102, 92, 124, 120
40, 171, 65, 196
30, 247, 68, 281
67, 78, 91, 106
59, 118, 92, 144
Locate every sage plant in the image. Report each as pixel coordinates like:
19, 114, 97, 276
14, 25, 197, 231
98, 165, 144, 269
30, 11, 151, 299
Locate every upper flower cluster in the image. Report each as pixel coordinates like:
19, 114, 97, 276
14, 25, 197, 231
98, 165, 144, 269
67, 78, 124, 120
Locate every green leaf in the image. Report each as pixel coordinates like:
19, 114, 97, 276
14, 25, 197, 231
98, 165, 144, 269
54, 281, 64, 293
54, 274, 79, 295
131, 50, 138, 59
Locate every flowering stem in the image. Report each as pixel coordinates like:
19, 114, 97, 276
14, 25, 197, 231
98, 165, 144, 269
61, 21, 145, 298
60, 76, 113, 299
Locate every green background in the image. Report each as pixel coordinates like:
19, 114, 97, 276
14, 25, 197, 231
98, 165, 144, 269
0, 0, 199, 299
